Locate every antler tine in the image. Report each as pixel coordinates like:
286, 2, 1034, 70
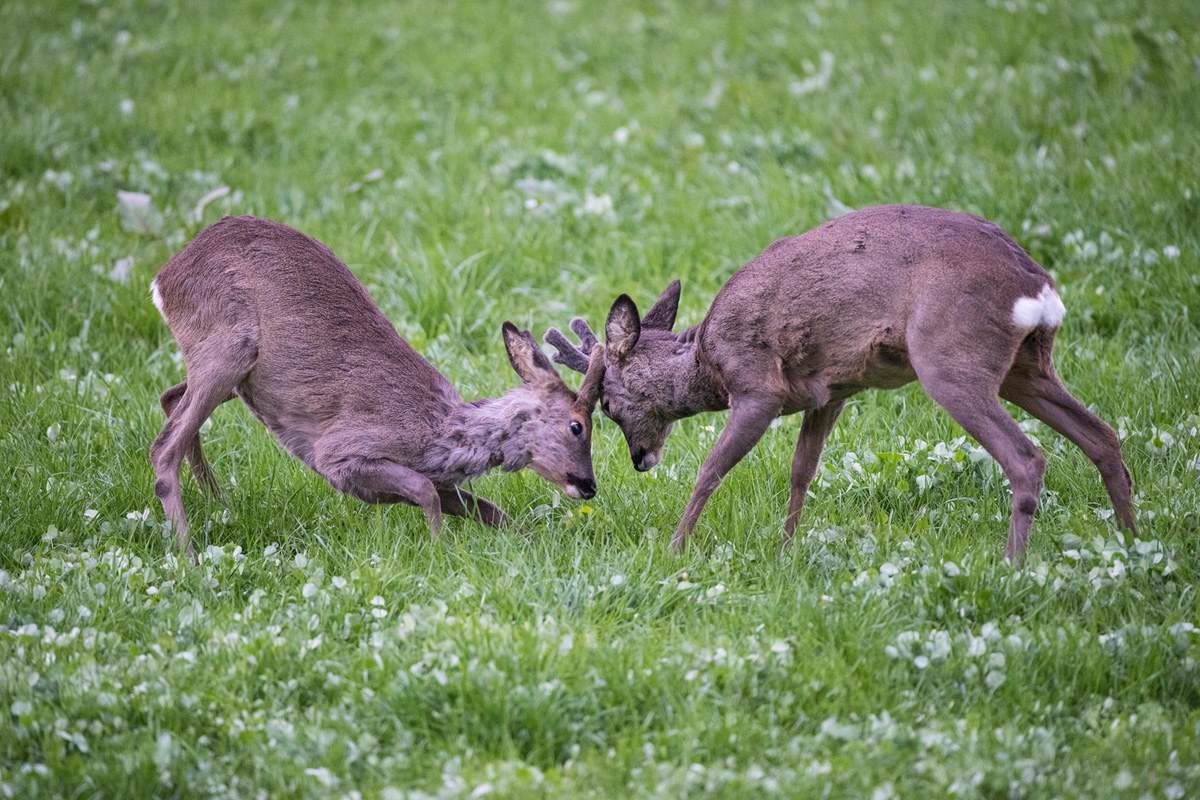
569, 317, 599, 353
544, 327, 591, 374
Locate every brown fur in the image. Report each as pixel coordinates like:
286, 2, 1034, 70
150, 216, 603, 561
549, 205, 1136, 561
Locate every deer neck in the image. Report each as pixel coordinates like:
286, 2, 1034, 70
666, 339, 729, 419
426, 392, 535, 486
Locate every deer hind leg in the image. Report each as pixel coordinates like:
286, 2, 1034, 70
160, 381, 232, 499
438, 487, 510, 528
784, 400, 846, 543
672, 393, 783, 552
1000, 335, 1136, 535
151, 331, 257, 561
910, 335, 1045, 563
316, 451, 443, 536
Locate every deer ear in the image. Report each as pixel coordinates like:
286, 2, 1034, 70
605, 294, 641, 359
641, 279, 681, 331
503, 321, 559, 383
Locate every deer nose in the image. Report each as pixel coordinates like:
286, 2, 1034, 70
634, 447, 663, 472
567, 473, 596, 499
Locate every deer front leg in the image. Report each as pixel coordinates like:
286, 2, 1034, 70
672, 394, 782, 552
319, 456, 443, 537
784, 400, 845, 542
438, 487, 511, 528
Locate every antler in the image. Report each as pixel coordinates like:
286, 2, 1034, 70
575, 346, 606, 411
544, 316, 599, 375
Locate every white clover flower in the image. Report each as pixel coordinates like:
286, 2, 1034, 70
942, 561, 961, 577
913, 655, 930, 669
706, 583, 726, 598
871, 782, 895, 800
576, 193, 615, 220
1145, 428, 1175, 455
609, 574, 626, 586
304, 767, 336, 788
928, 631, 952, 660
790, 51, 835, 96
370, 595, 385, 606
896, 631, 921, 655
302, 583, 317, 598
331, 576, 347, 589
967, 636, 987, 657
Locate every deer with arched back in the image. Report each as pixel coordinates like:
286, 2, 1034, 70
151, 216, 605, 562
547, 205, 1135, 562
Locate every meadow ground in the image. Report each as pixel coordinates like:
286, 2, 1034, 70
2, 1, 1199, 797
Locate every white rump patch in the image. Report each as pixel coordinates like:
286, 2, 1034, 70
1012, 284, 1065, 328
150, 279, 165, 318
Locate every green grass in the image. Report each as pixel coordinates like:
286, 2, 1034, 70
2, 0, 1199, 797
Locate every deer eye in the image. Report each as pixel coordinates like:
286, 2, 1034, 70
601, 401, 610, 415
569, 420, 583, 436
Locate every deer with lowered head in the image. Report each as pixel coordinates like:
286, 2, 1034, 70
547, 204, 1136, 562
150, 216, 605, 561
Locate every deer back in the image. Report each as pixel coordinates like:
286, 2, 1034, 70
153, 216, 460, 465
698, 205, 1053, 400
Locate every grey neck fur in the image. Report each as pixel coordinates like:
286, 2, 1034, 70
424, 389, 537, 487
668, 341, 730, 419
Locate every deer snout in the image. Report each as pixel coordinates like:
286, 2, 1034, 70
566, 473, 597, 500
633, 448, 660, 472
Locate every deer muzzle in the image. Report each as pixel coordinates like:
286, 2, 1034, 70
565, 473, 597, 500
633, 448, 661, 472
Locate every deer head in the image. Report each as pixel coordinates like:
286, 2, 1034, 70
546, 281, 695, 472
501, 321, 605, 499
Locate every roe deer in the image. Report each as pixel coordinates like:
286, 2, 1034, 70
547, 205, 1136, 561
151, 216, 605, 561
